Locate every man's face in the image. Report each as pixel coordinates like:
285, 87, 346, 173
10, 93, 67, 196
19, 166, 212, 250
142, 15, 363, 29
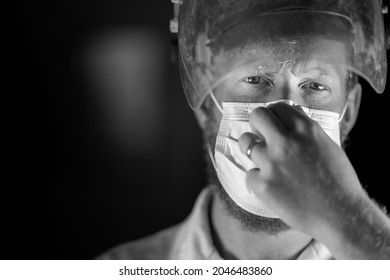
203, 37, 352, 234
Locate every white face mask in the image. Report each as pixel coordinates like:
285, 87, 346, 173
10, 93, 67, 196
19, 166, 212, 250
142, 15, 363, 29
208, 93, 347, 218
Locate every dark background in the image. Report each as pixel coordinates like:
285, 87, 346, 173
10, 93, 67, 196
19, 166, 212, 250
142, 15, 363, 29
8, 1, 390, 259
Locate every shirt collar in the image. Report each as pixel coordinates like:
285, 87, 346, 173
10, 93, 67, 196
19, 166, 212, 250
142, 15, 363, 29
171, 187, 333, 260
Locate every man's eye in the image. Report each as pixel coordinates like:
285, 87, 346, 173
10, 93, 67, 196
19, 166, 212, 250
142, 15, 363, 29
305, 82, 329, 91
244, 76, 267, 84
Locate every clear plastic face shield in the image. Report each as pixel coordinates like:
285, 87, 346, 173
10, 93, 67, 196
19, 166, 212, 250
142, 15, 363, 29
177, 0, 387, 110
176, 0, 387, 217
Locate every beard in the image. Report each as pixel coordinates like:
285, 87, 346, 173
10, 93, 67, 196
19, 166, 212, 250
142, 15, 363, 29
202, 97, 349, 235
204, 152, 291, 235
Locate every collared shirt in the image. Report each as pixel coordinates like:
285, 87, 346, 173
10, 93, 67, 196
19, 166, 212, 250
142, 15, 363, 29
98, 187, 333, 260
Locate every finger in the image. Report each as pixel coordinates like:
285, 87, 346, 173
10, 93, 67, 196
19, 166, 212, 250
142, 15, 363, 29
238, 132, 269, 168
267, 103, 315, 133
238, 132, 264, 154
247, 169, 281, 210
249, 107, 288, 144
246, 168, 265, 195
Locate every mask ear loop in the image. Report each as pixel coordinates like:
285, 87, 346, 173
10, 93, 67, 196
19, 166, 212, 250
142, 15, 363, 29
338, 102, 348, 123
207, 143, 218, 170
209, 90, 224, 114
207, 90, 223, 170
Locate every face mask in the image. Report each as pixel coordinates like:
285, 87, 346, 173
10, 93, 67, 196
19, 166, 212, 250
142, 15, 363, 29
208, 92, 347, 218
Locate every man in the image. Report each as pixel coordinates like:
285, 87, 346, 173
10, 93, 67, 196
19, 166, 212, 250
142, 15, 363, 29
99, 0, 390, 259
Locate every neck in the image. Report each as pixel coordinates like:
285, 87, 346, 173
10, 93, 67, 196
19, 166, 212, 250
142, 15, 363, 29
210, 195, 312, 260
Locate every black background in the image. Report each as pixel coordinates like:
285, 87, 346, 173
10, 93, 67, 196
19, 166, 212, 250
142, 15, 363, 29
7, 1, 390, 260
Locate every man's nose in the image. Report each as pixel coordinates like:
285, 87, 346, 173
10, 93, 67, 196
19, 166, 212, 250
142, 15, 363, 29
271, 76, 305, 105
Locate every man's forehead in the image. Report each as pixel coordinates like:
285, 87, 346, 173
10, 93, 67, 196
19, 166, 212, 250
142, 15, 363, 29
224, 38, 348, 76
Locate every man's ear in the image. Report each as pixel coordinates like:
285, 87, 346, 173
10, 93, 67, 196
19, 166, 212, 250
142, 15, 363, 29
193, 107, 208, 130
342, 83, 362, 135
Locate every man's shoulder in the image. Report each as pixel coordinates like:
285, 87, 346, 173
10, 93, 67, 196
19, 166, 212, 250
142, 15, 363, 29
97, 223, 182, 260
96, 188, 214, 260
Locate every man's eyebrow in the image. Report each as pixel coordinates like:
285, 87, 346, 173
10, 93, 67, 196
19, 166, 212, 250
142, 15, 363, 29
294, 63, 340, 79
246, 63, 280, 77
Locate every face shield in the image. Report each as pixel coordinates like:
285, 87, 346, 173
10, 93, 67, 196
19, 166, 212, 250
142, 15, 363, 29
178, 0, 387, 109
